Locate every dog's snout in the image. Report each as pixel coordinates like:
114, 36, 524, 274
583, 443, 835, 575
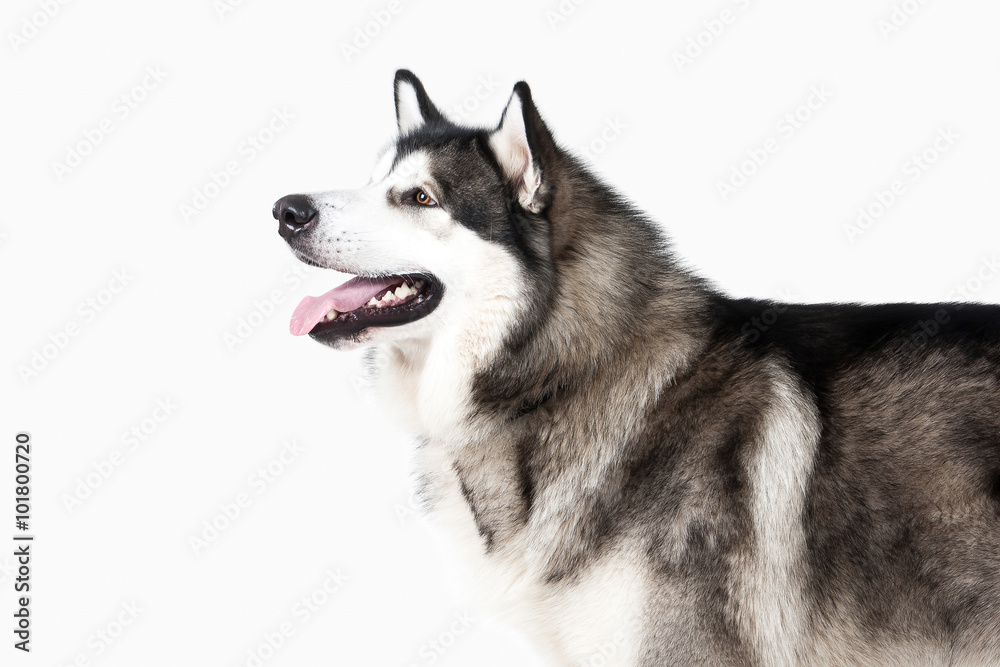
273, 194, 318, 239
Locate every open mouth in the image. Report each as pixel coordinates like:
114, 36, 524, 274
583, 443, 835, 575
290, 273, 442, 340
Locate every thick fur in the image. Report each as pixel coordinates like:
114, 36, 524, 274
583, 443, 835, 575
278, 70, 1000, 666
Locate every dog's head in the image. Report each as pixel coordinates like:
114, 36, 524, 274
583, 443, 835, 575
275, 70, 561, 352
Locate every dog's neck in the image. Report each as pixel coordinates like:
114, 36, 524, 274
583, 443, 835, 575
370, 234, 714, 578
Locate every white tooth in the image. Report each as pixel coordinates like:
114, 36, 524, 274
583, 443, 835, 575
381, 291, 394, 302
415, 279, 425, 289
325, 310, 338, 320
367, 297, 378, 306
394, 286, 407, 298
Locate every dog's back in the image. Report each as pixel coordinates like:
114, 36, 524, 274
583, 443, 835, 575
624, 299, 1000, 664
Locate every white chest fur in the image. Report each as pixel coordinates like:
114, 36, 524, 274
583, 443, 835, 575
414, 439, 648, 667
372, 328, 649, 666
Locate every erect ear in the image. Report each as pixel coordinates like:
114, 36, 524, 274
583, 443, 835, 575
489, 82, 556, 214
394, 69, 443, 135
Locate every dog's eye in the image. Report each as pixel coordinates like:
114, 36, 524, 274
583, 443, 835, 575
414, 189, 437, 207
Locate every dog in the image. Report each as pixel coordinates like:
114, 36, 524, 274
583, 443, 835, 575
273, 70, 1000, 666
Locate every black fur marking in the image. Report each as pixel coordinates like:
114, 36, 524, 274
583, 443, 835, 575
514, 436, 537, 521
711, 298, 1000, 641
389, 125, 550, 276
455, 464, 496, 553
394, 69, 445, 130
714, 298, 1000, 407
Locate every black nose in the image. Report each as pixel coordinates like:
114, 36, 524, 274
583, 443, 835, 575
273, 194, 318, 239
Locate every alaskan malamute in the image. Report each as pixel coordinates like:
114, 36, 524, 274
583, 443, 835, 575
274, 71, 1000, 666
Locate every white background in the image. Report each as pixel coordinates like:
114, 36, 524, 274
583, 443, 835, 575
3, 0, 1000, 665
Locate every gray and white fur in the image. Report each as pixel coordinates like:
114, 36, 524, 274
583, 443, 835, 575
274, 70, 1000, 666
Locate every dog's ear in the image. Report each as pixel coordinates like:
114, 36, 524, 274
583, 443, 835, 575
394, 70, 443, 135
489, 82, 557, 214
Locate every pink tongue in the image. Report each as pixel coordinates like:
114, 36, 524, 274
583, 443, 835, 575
290, 275, 403, 336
